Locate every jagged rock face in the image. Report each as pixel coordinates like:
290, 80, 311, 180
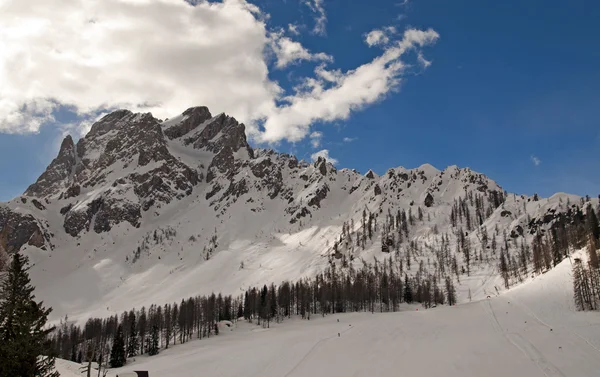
0, 205, 49, 253
314, 157, 328, 176
64, 196, 141, 237
164, 106, 212, 140
5, 105, 588, 257
183, 113, 251, 156
25, 135, 77, 197
56, 111, 200, 236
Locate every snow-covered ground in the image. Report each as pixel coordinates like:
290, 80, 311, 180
56, 253, 600, 377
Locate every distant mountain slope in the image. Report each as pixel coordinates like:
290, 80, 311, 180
0, 106, 597, 322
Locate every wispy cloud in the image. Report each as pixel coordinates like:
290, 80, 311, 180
302, 0, 327, 35
288, 23, 301, 36
311, 149, 338, 164
310, 131, 323, 148
531, 155, 541, 166
343, 137, 357, 142
417, 52, 432, 68
269, 31, 332, 68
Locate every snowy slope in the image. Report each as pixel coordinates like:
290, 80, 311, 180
56, 253, 600, 377
0, 106, 597, 326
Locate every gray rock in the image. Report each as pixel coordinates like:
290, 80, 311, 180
0, 205, 49, 253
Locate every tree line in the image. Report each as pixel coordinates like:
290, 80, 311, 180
50, 253, 458, 370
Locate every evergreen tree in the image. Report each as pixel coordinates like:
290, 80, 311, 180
587, 206, 600, 241
499, 249, 509, 289
403, 275, 413, 303
445, 276, 456, 306
148, 325, 159, 356
109, 324, 126, 368
126, 311, 138, 357
0, 252, 59, 377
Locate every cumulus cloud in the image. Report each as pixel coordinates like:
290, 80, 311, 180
0, 0, 439, 148
531, 155, 541, 166
302, 0, 327, 35
311, 149, 338, 164
309, 131, 323, 148
0, 0, 275, 134
269, 32, 332, 68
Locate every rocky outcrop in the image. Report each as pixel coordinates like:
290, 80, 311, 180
314, 157, 328, 176
0, 205, 49, 253
64, 197, 141, 237
164, 106, 212, 140
25, 135, 77, 197
307, 184, 330, 208
424, 193, 434, 207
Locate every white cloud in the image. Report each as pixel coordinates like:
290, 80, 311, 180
311, 149, 338, 164
254, 28, 439, 143
531, 155, 541, 166
417, 52, 432, 68
269, 32, 332, 68
343, 137, 356, 142
365, 26, 397, 47
0, 0, 276, 134
309, 131, 323, 148
302, 0, 327, 35
288, 23, 300, 36
366, 30, 389, 47
0, 0, 439, 149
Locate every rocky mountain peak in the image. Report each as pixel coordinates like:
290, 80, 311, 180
24, 134, 77, 198
163, 106, 212, 140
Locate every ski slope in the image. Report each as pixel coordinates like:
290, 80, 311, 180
55, 254, 600, 377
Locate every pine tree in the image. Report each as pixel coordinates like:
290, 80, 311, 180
127, 311, 138, 357
109, 324, 126, 368
0, 252, 59, 377
403, 275, 413, 303
499, 249, 509, 289
445, 276, 456, 306
148, 325, 159, 356
587, 206, 600, 241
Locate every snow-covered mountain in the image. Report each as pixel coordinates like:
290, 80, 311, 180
1, 106, 597, 322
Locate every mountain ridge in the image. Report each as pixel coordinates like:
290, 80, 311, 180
0, 105, 597, 323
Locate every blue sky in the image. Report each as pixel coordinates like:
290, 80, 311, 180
1, 0, 598, 201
